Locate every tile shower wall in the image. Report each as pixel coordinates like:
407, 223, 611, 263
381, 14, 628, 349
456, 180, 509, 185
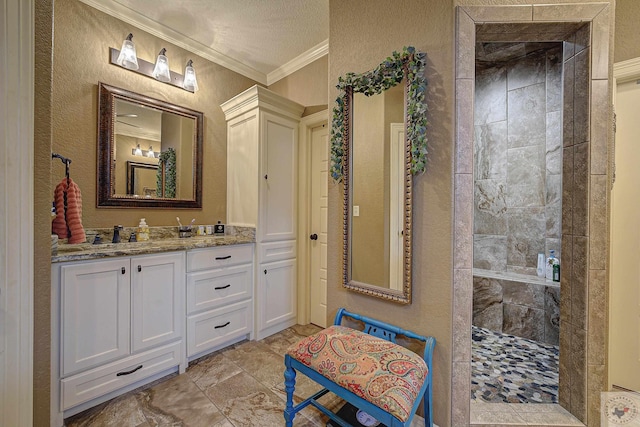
473, 275, 560, 345
474, 44, 563, 276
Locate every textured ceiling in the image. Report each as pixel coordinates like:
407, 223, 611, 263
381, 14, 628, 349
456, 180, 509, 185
79, 0, 329, 84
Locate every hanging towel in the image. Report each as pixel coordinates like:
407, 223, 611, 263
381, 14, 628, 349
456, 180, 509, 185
52, 178, 86, 244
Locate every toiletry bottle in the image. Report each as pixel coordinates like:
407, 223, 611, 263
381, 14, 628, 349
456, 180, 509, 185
545, 250, 556, 280
137, 218, 149, 242
536, 253, 545, 278
552, 256, 561, 282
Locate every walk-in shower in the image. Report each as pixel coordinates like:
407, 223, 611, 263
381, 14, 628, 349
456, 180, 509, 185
472, 42, 563, 404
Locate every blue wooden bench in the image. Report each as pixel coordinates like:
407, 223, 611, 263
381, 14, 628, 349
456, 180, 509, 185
284, 308, 435, 427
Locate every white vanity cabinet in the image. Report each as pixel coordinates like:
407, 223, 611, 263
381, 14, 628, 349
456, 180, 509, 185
222, 85, 303, 340
186, 244, 254, 359
53, 252, 185, 416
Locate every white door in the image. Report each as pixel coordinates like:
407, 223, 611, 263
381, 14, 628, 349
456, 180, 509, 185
610, 77, 640, 391
131, 253, 184, 353
389, 123, 405, 291
310, 124, 329, 327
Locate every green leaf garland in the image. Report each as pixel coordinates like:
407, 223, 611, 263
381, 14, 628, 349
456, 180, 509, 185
330, 46, 428, 181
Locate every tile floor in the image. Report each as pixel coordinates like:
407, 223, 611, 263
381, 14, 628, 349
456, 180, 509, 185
65, 323, 578, 427
64, 324, 427, 427
471, 326, 559, 404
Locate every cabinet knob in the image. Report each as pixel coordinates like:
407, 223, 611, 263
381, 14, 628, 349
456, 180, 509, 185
121, 267, 126, 274
137, 265, 142, 272
264, 269, 267, 275
310, 233, 318, 240
264, 174, 268, 180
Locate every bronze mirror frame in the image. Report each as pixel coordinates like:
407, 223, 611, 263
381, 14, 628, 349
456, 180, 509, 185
331, 47, 427, 304
97, 82, 203, 208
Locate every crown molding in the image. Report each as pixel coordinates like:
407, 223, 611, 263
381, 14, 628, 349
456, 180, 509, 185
221, 85, 304, 121
78, 0, 268, 85
613, 57, 640, 84
266, 39, 328, 86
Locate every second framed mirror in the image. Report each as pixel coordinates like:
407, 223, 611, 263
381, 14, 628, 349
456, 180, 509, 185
331, 47, 427, 304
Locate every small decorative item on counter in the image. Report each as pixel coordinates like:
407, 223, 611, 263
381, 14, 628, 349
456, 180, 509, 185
137, 218, 150, 241
179, 225, 192, 238
206, 225, 213, 235
129, 232, 137, 243
197, 225, 205, 236
214, 220, 225, 236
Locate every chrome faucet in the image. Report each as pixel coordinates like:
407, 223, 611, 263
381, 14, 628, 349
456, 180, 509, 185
112, 225, 123, 243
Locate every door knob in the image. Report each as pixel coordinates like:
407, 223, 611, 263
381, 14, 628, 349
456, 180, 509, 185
310, 233, 318, 240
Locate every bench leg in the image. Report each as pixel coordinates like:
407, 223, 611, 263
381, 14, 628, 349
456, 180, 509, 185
284, 356, 297, 427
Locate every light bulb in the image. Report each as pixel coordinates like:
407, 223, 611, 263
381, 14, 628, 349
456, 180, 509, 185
116, 33, 139, 70
152, 48, 171, 82
133, 144, 142, 156
183, 60, 199, 92
147, 146, 155, 158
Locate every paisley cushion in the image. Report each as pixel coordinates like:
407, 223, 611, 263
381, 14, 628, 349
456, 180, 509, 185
286, 325, 428, 422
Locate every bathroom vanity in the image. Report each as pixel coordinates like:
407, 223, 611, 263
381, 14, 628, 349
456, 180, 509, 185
50, 234, 255, 425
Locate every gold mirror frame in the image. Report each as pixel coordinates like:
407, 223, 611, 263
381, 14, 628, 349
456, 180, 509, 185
97, 82, 204, 208
332, 47, 427, 304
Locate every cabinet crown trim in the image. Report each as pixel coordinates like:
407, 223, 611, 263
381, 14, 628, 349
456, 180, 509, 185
221, 85, 304, 122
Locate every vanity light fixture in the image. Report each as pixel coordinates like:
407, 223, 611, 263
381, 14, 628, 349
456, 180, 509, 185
183, 60, 199, 92
152, 48, 171, 82
109, 43, 198, 93
115, 33, 139, 70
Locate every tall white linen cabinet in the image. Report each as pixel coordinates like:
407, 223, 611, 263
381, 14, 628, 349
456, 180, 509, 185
221, 85, 304, 340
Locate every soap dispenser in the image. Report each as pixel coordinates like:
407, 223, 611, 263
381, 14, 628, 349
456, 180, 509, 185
137, 218, 150, 242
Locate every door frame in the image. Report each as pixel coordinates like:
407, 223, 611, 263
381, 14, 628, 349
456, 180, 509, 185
297, 110, 329, 325
0, 0, 35, 425
453, 4, 612, 425
609, 56, 640, 390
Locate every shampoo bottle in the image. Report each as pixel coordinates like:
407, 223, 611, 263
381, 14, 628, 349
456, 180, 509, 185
137, 218, 150, 242
545, 250, 557, 280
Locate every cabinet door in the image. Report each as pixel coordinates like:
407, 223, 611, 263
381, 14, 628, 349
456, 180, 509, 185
131, 252, 184, 353
257, 258, 297, 339
61, 259, 130, 376
259, 111, 298, 242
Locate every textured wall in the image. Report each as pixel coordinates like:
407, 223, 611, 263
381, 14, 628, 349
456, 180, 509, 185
33, 0, 54, 424
51, 0, 259, 229
614, 0, 640, 62
327, 1, 454, 425
268, 55, 329, 110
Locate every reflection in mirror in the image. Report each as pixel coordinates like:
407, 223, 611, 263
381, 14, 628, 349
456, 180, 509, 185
330, 47, 427, 304
97, 82, 203, 208
126, 161, 158, 197
351, 84, 405, 289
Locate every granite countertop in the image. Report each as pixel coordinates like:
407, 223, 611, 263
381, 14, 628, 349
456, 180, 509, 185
52, 226, 255, 263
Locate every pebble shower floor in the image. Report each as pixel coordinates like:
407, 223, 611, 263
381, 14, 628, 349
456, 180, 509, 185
471, 325, 559, 404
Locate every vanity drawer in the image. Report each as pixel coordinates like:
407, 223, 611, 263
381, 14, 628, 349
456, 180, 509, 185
186, 264, 252, 314
187, 301, 252, 357
61, 341, 181, 411
187, 244, 253, 272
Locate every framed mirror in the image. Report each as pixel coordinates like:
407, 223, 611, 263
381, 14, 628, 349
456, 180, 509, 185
330, 47, 427, 304
97, 82, 203, 208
